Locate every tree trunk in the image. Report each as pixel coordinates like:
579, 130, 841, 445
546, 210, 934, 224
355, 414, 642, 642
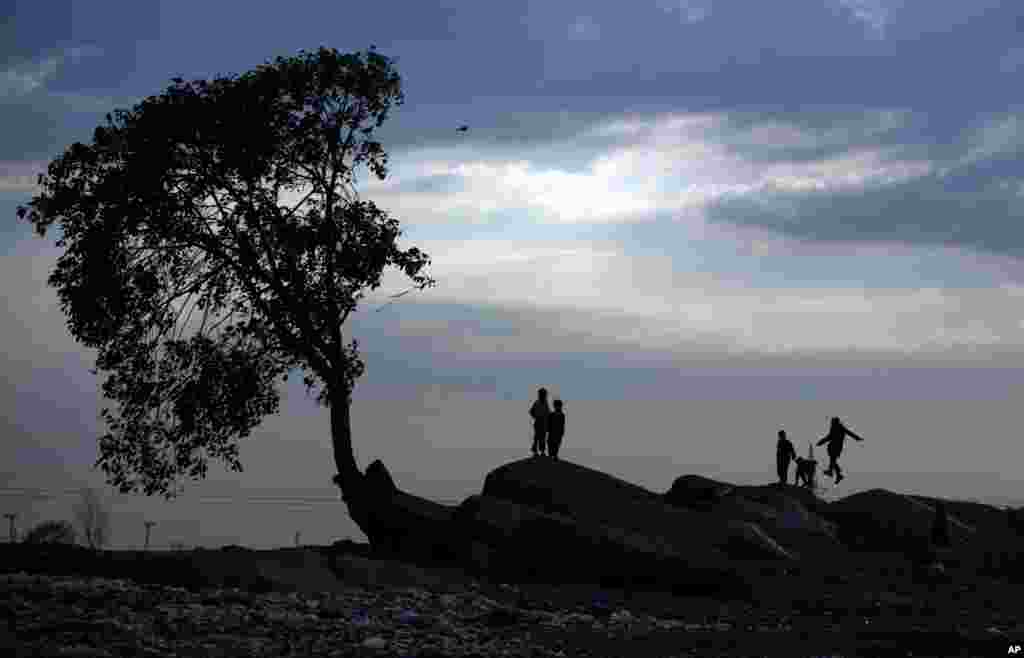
328, 385, 372, 537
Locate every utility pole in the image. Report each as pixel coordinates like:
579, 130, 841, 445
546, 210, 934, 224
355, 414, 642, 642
294, 531, 301, 548
3, 513, 16, 543
144, 521, 155, 551
807, 442, 819, 495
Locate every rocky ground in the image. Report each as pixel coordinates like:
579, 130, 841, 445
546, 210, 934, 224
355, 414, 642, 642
3, 545, 1023, 657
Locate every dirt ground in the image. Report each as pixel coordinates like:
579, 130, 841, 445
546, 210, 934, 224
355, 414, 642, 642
4, 543, 1022, 656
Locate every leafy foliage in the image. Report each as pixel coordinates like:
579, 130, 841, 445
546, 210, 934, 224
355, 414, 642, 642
23, 520, 77, 545
16, 46, 435, 499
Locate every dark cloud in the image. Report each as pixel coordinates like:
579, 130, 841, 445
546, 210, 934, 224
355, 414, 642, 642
706, 139, 1024, 257
1, 0, 73, 69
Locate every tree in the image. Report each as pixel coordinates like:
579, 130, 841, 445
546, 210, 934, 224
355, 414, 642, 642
15, 46, 435, 540
23, 520, 77, 545
74, 486, 111, 550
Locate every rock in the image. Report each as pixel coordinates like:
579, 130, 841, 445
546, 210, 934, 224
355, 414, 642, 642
361, 636, 388, 650
357, 461, 461, 568
722, 520, 795, 561
828, 489, 976, 555
326, 539, 373, 559
480, 458, 792, 565
364, 459, 398, 494
466, 541, 493, 573
699, 488, 844, 561
664, 474, 736, 509
474, 606, 521, 627
452, 493, 753, 598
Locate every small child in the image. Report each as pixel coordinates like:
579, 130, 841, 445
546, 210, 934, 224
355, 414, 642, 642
547, 399, 566, 459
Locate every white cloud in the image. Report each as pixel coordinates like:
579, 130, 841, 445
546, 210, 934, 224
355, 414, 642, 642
354, 111, 932, 228
370, 238, 1024, 357
834, 0, 890, 39
656, 0, 711, 24
0, 45, 104, 98
960, 114, 1023, 167
0, 161, 47, 193
568, 16, 601, 41
1000, 47, 1024, 74
0, 56, 61, 97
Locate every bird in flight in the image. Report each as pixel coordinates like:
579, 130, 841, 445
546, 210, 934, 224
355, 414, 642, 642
456, 125, 469, 132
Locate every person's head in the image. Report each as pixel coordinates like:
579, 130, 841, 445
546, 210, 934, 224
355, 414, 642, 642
778, 429, 786, 440
554, 399, 563, 410
831, 416, 841, 428
537, 388, 548, 399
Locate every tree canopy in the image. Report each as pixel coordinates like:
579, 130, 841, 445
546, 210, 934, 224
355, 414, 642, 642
16, 46, 435, 502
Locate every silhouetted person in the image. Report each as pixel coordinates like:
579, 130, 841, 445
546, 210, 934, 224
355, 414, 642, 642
794, 456, 816, 489
776, 430, 798, 485
529, 388, 551, 456
816, 416, 864, 484
931, 500, 951, 547
548, 399, 566, 459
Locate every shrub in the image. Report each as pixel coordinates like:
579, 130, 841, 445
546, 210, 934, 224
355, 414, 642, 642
23, 520, 77, 545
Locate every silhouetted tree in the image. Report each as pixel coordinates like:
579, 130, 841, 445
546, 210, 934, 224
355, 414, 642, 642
15, 46, 435, 540
23, 520, 77, 545
74, 487, 110, 550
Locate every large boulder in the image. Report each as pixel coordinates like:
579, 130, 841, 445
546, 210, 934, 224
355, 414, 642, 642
452, 493, 752, 598
664, 474, 736, 510
826, 489, 977, 557
357, 460, 461, 568
364, 459, 398, 494
482, 457, 793, 563
700, 484, 845, 561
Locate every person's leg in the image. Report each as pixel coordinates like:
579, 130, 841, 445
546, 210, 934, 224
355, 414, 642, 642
777, 458, 788, 485
550, 435, 561, 459
532, 425, 541, 455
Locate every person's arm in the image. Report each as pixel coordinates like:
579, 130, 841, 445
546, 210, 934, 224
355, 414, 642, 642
845, 427, 864, 442
816, 435, 829, 446
790, 444, 799, 461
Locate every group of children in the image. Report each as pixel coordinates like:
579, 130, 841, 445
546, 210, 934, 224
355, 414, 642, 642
776, 417, 865, 488
528, 388, 566, 458
527, 388, 866, 488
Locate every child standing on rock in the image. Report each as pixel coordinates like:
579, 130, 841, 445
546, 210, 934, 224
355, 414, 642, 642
548, 400, 566, 459
776, 429, 798, 486
529, 388, 551, 457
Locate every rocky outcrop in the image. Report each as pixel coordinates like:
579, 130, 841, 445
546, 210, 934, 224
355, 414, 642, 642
826, 489, 977, 553
355, 457, 1024, 598
664, 474, 735, 510
451, 493, 751, 598
689, 483, 844, 561
481, 458, 793, 563
356, 461, 461, 568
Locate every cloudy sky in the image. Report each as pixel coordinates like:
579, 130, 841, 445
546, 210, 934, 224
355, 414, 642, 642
4, 0, 1024, 549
